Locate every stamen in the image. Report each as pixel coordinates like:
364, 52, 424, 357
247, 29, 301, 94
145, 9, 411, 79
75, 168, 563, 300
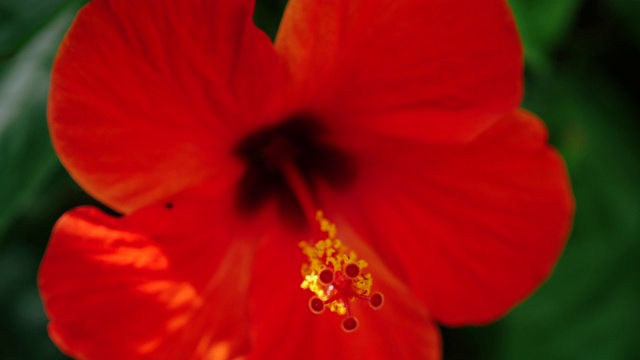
299, 211, 384, 332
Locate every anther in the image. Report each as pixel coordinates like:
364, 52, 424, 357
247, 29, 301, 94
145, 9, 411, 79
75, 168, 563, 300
319, 268, 334, 285
368, 292, 384, 310
341, 317, 359, 332
308, 296, 325, 314
344, 263, 360, 279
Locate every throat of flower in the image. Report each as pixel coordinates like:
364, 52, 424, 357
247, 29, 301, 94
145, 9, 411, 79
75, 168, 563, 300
280, 160, 384, 332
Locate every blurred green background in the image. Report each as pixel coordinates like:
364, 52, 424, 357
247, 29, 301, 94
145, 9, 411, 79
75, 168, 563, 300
1, 0, 639, 359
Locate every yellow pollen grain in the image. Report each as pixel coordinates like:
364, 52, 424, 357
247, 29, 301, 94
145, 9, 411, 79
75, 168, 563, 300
299, 211, 374, 315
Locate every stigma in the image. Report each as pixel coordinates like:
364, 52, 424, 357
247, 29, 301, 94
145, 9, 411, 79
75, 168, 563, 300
300, 211, 384, 332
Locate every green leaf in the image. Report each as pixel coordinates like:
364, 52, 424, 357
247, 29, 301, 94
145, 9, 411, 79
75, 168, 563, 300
443, 63, 640, 360
508, 0, 585, 73
496, 69, 640, 360
253, 0, 288, 40
0, 4, 80, 242
609, 0, 640, 49
0, 0, 69, 60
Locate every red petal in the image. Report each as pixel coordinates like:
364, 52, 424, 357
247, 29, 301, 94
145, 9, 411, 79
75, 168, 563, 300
38, 186, 272, 359
246, 233, 441, 359
276, 0, 522, 142
49, 0, 286, 213
321, 109, 574, 325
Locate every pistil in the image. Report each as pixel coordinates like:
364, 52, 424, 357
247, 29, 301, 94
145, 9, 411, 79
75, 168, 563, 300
279, 159, 383, 332
280, 160, 318, 230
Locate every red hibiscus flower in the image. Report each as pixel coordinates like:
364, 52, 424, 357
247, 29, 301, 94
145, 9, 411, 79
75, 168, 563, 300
39, 0, 574, 359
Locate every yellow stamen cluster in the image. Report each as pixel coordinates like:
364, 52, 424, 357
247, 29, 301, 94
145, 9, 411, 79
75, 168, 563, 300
299, 211, 373, 315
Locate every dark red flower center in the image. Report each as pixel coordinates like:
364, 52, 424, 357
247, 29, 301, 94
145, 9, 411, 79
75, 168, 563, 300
234, 115, 355, 227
